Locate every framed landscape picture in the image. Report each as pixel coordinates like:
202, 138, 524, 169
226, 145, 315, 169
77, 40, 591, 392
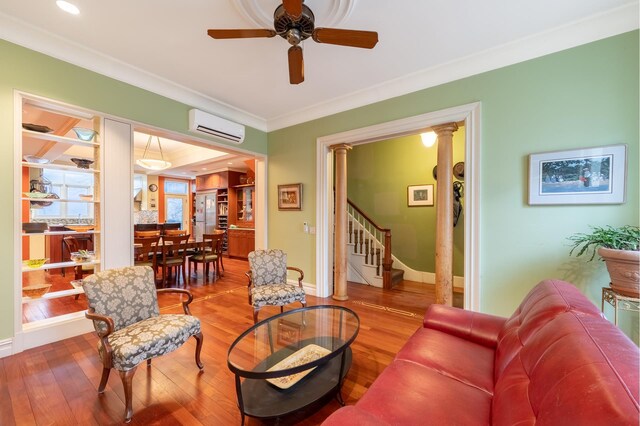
408, 184, 434, 207
278, 183, 302, 210
528, 144, 627, 205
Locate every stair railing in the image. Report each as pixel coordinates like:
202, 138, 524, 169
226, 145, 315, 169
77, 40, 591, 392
347, 199, 393, 289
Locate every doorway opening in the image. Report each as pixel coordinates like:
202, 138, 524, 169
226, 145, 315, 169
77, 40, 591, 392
316, 103, 481, 311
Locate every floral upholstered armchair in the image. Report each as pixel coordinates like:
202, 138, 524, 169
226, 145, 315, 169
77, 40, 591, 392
246, 249, 306, 323
82, 265, 203, 422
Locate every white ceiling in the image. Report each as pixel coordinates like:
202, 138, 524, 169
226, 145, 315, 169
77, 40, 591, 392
1, 1, 637, 132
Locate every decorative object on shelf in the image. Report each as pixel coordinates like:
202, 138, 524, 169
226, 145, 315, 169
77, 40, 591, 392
247, 176, 255, 184
239, 175, 248, 184
71, 127, 98, 141
22, 222, 48, 233
278, 183, 302, 210
407, 184, 434, 207
71, 157, 94, 169
30, 175, 52, 193
148, 183, 158, 192
29, 193, 59, 208
24, 191, 50, 199
528, 144, 627, 205
23, 258, 49, 269
70, 250, 95, 263
453, 162, 465, 180
78, 194, 94, 201
266, 344, 331, 389
136, 135, 172, 171
568, 225, 640, 297
22, 284, 52, 298
65, 224, 94, 232
23, 155, 50, 164
22, 123, 53, 133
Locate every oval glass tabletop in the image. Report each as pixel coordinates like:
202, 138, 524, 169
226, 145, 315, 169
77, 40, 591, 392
227, 305, 360, 380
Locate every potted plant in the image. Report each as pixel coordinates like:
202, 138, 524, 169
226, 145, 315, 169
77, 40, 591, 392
568, 225, 640, 297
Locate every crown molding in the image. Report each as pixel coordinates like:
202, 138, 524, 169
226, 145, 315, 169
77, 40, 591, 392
266, 2, 639, 131
0, 12, 268, 132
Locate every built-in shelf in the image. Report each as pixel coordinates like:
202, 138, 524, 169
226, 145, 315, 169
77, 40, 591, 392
22, 129, 99, 147
22, 288, 84, 304
22, 161, 100, 173
22, 260, 100, 272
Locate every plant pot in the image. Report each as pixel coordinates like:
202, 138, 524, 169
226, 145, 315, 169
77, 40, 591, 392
598, 247, 640, 297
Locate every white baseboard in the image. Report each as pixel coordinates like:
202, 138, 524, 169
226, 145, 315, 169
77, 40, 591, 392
0, 338, 13, 359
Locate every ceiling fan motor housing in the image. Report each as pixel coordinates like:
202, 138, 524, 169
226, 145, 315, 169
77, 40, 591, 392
274, 4, 315, 45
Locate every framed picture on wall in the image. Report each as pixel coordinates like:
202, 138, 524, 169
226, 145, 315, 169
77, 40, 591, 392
528, 144, 627, 205
408, 184, 434, 207
278, 183, 302, 210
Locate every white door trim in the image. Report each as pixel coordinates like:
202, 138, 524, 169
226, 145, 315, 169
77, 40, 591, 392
316, 102, 482, 310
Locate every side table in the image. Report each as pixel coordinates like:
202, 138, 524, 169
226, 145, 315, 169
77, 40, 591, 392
601, 286, 640, 325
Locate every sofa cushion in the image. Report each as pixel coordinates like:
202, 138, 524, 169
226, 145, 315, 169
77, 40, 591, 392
396, 327, 495, 394
355, 359, 492, 425
322, 406, 390, 425
493, 312, 639, 425
495, 279, 602, 379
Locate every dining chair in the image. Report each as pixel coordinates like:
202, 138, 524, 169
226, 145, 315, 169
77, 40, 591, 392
134, 230, 160, 238
246, 249, 306, 323
82, 265, 203, 422
189, 233, 224, 282
158, 234, 190, 287
164, 229, 187, 236
134, 236, 161, 282
63, 235, 94, 299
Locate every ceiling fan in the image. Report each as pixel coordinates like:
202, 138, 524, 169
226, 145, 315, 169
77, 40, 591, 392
207, 0, 378, 85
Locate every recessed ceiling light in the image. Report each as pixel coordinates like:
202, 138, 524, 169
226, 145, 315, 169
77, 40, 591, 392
227, 162, 233, 165
56, 1, 80, 15
202, 167, 207, 170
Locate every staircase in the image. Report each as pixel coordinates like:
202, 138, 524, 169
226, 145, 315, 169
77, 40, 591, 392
346, 199, 403, 289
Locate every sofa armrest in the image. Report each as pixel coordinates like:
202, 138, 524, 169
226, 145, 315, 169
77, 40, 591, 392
423, 304, 506, 348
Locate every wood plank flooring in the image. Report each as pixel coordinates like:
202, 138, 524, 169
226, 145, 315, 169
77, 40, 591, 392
3, 258, 458, 425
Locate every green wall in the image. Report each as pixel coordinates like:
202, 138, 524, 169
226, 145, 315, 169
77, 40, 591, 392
347, 131, 465, 276
0, 39, 267, 340
268, 31, 639, 324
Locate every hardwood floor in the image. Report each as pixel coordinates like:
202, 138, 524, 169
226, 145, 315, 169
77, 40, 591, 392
3, 258, 454, 425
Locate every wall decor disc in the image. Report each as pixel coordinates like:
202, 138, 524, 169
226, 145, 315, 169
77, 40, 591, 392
453, 162, 465, 180
148, 184, 158, 192
432, 165, 437, 180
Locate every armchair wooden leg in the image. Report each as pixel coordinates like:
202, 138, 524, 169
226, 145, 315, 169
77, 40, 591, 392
119, 367, 137, 423
147, 359, 151, 367
98, 367, 111, 393
193, 332, 204, 370
253, 309, 259, 324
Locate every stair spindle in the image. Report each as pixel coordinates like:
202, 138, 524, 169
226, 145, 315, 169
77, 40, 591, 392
375, 248, 381, 276
364, 239, 370, 263
370, 244, 375, 268
354, 227, 359, 253
359, 230, 364, 254
348, 220, 353, 244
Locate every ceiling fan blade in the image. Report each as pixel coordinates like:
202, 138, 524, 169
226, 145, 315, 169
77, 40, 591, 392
207, 29, 276, 39
312, 28, 379, 49
282, 0, 303, 19
288, 46, 304, 85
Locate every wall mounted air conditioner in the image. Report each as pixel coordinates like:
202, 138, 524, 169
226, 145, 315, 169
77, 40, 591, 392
188, 109, 245, 144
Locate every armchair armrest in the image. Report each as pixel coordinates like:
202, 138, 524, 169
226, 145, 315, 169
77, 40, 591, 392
246, 271, 253, 305
423, 304, 506, 349
287, 266, 304, 287
157, 288, 194, 315
86, 307, 115, 368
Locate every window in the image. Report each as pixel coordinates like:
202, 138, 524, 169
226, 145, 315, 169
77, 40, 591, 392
31, 169, 94, 219
164, 180, 188, 195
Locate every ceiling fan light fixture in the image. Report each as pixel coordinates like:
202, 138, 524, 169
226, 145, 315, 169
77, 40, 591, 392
136, 135, 172, 171
56, 1, 80, 15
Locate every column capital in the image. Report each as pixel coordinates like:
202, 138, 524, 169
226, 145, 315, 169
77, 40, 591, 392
431, 122, 459, 137
330, 143, 353, 152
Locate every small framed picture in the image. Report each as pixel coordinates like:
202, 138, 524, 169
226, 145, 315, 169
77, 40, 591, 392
528, 144, 627, 205
278, 183, 302, 210
408, 184, 434, 207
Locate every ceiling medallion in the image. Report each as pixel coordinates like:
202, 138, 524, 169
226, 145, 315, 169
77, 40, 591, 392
234, 0, 356, 28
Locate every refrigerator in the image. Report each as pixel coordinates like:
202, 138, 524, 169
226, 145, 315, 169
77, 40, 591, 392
194, 192, 217, 242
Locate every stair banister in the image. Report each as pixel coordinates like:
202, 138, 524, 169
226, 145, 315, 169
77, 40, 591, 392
347, 198, 393, 289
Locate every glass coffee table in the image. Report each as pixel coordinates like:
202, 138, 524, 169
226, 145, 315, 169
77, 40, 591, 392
227, 305, 360, 423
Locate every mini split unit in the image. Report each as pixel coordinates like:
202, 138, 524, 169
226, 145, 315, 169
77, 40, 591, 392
188, 109, 245, 144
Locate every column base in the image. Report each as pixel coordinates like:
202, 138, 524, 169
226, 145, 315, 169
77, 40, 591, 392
332, 294, 349, 301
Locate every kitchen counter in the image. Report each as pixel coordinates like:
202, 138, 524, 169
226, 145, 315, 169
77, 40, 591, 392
227, 228, 254, 259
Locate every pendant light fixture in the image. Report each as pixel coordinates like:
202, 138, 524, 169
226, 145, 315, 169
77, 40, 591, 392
136, 135, 172, 171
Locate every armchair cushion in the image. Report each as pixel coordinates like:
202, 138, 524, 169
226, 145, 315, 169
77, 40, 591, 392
83, 266, 159, 334
248, 249, 288, 286
98, 314, 201, 371
251, 283, 306, 308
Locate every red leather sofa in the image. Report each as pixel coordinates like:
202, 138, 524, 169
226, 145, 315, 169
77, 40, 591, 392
323, 280, 639, 425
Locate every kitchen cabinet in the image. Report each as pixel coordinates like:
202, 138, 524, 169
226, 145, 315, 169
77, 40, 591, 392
227, 228, 255, 259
